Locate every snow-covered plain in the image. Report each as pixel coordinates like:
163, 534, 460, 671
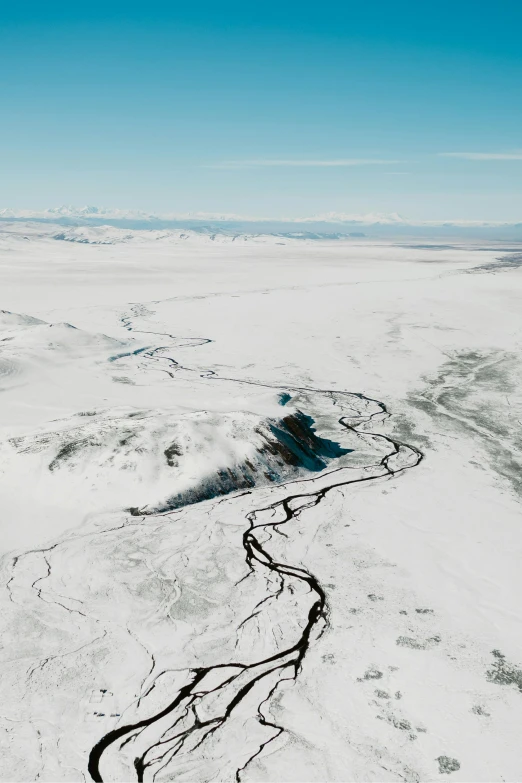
1, 222, 521, 783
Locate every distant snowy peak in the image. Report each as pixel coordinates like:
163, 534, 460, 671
304, 211, 407, 225
0, 205, 156, 222
0, 205, 251, 222
44, 205, 155, 220
47, 205, 100, 216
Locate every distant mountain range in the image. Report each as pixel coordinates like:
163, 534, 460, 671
1, 205, 521, 226
1, 206, 521, 239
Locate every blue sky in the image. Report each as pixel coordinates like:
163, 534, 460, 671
1, 0, 522, 221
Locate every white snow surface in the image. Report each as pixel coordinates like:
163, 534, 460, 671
0, 222, 521, 783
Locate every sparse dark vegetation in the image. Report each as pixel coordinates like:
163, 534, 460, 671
486, 649, 522, 693
436, 756, 460, 774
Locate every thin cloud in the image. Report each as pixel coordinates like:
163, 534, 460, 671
205, 158, 402, 169
439, 151, 522, 160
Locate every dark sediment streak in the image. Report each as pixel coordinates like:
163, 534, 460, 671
89, 321, 423, 782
